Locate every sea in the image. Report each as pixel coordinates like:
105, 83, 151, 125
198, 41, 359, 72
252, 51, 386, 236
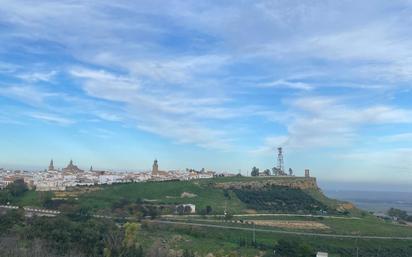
324, 190, 412, 215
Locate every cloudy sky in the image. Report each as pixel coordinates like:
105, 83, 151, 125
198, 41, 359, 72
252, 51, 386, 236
1, 1, 412, 188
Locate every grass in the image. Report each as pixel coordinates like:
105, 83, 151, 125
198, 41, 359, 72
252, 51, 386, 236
6, 176, 412, 256
14, 190, 43, 206
140, 220, 412, 257
196, 213, 412, 237
11, 177, 412, 239
136, 227, 262, 256
76, 180, 246, 214
322, 216, 412, 237
74, 176, 338, 215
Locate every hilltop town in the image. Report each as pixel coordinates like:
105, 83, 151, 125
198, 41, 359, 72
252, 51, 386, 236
0, 159, 215, 191
0, 148, 310, 191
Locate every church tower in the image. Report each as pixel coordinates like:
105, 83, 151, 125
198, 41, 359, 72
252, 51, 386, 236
48, 159, 55, 171
152, 159, 159, 176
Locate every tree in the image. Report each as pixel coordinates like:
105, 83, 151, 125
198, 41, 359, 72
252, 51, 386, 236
297, 243, 314, 257
0, 209, 25, 234
274, 239, 314, 257
388, 208, 408, 220
199, 208, 207, 216
223, 189, 231, 199
274, 239, 299, 257
176, 205, 185, 215
103, 229, 123, 257
224, 212, 233, 220
122, 245, 143, 257
123, 222, 140, 248
272, 167, 279, 176
206, 205, 212, 214
183, 249, 195, 257
147, 206, 159, 219
184, 205, 192, 214
7, 179, 28, 197
251, 166, 259, 176
0, 190, 12, 204
146, 240, 169, 257
263, 169, 270, 176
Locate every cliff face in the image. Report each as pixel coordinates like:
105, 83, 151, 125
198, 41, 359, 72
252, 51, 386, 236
214, 177, 318, 190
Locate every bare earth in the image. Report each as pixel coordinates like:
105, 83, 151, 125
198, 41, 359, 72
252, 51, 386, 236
251, 220, 330, 230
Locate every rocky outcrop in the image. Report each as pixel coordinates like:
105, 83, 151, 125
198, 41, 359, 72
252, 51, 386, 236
214, 177, 318, 190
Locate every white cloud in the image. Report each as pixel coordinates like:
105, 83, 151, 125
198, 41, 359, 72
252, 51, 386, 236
252, 96, 412, 152
249, 136, 289, 155
69, 67, 239, 149
17, 70, 57, 82
0, 62, 19, 73
29, 112, 74, 125
257, 79, 313, 90
2, 0, 412, 161
335, 148, 412, 171
79, 128, 115, 139
0, 85, 55, 104
71, 69, 140, 102
126, 55, 229, 85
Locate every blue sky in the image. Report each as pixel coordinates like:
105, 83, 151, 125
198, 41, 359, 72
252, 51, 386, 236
0, 1, 412, 188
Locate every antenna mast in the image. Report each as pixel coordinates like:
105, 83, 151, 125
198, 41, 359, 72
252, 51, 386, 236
277, 147, 284, 174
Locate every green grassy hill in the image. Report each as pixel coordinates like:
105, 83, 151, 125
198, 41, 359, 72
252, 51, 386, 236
4, 176, 412, 257
72, 176, 348, 215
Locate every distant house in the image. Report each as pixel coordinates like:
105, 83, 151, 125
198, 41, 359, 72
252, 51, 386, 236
316, 252, 328, 257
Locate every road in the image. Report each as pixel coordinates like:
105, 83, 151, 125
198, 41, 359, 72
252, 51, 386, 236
162, 213, 360, 220
2, 205, 412, 241
146, 219, 412, 241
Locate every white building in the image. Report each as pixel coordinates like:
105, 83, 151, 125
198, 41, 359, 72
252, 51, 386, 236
177, 204, 196, 213
316, 252, 328, 257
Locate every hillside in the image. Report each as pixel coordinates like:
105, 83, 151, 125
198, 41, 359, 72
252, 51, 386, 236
67, 176, 353, 215
4, 176, 412, 257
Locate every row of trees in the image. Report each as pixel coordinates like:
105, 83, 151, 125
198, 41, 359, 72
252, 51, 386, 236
251, 166, 271, 176
388, 208, 412, 222
251, 166, 294, 176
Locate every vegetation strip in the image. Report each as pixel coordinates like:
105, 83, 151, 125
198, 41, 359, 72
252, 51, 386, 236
149, 219, 412, 240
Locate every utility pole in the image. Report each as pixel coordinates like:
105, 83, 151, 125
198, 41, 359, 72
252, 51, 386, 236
252, 222, 256, 245
224, 199, 227, 218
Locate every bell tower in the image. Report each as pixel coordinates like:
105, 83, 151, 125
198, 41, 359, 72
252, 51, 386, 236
48, 159, 55, 171
152, 159, 159, 176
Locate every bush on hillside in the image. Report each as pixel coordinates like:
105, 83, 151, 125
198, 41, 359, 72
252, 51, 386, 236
233, 186, 330, 213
